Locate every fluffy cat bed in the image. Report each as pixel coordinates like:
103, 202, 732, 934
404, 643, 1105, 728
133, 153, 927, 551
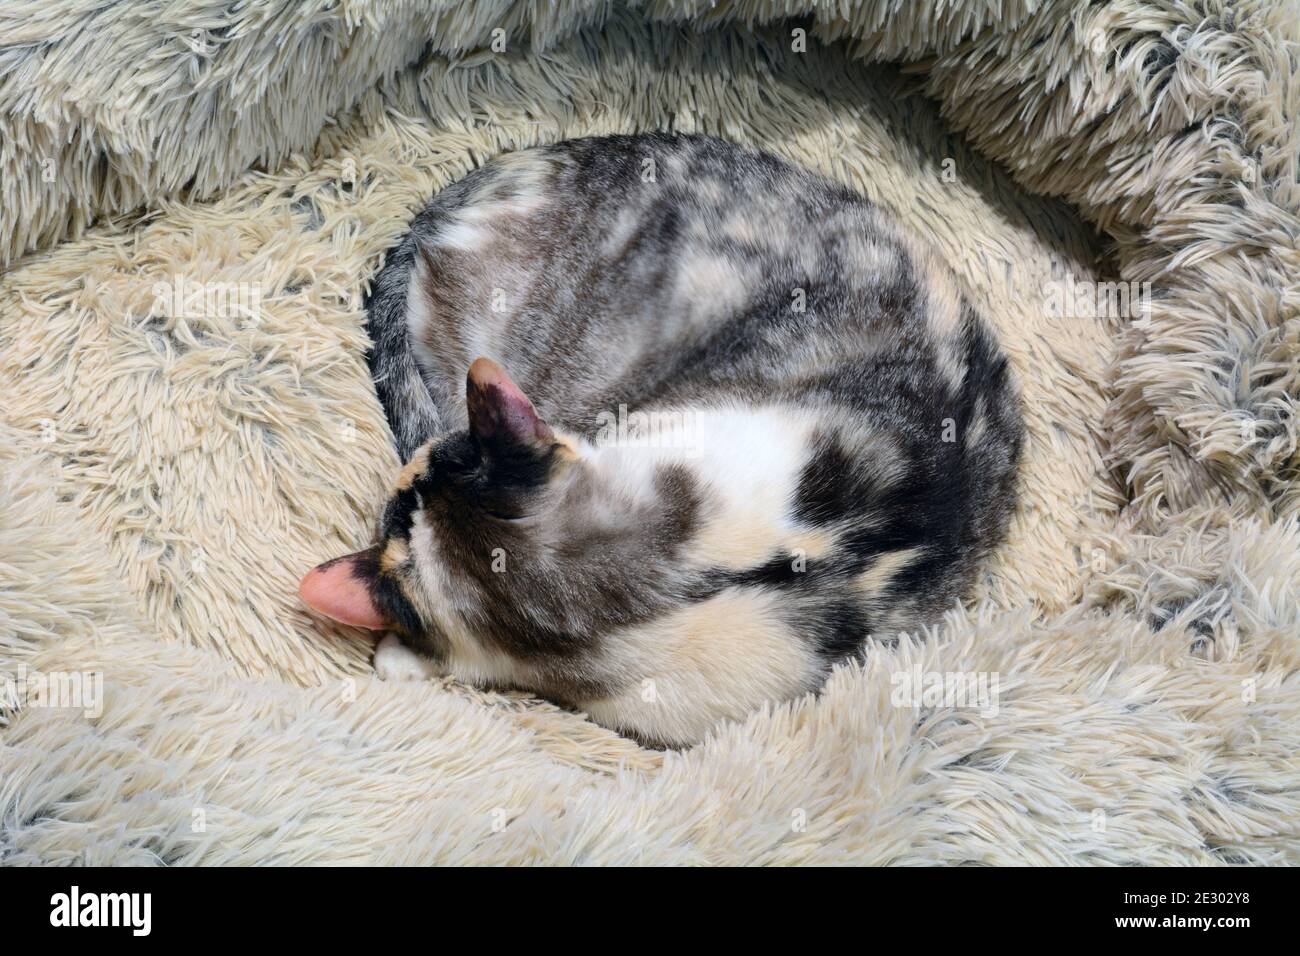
1, 1, 1297, 864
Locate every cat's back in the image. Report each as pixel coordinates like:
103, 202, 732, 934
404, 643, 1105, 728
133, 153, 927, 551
391, 133, 1020, 603
402, 133, 981, 420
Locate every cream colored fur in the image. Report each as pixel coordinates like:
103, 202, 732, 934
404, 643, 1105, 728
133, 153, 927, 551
1, 1, 1297, 864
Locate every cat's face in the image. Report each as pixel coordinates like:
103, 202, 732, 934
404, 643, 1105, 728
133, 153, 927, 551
299, 358, 697, 686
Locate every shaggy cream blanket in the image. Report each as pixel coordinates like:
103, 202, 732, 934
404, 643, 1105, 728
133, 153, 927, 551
1, 1, 1297, 864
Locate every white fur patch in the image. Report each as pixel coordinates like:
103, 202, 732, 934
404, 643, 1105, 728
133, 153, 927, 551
434, 151, 553, 254
373, 633, 439, 682
581, 403, 833, 572
671, 254, 753, 328
923, 260, 968, 392
587, 586, 822, 746
434, 218, 489, 252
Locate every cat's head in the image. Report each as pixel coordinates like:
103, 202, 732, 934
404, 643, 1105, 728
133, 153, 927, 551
298, 358, 698, 676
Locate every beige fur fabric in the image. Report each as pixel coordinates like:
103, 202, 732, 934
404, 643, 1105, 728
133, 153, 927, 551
2, 2, 1298, 864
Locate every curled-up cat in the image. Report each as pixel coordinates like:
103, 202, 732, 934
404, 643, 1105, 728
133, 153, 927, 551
299, 133, 1022, 748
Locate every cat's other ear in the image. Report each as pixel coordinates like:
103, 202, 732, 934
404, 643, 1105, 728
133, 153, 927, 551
465, 357, 554, 452
299, 550, 387, 632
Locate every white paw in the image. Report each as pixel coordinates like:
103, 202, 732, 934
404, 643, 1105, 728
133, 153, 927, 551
373, 633, 439, 682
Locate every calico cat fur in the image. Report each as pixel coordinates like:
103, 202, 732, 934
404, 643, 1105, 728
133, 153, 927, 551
299, 133, 1022, 748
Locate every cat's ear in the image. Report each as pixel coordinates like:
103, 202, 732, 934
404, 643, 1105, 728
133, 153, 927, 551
465, 357, 554, 451
299, 551, 387, 631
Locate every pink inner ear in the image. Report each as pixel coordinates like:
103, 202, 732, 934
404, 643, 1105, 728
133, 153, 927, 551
299, 552, 387, 632
466, 357, 553, 445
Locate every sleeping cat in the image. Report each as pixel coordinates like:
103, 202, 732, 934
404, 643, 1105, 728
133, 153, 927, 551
299, 133, 1022, 747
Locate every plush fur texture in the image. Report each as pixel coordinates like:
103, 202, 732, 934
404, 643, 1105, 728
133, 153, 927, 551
1, 1, 1297, 863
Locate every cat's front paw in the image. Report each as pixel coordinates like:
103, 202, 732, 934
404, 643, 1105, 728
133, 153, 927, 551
373, 633, 439, 682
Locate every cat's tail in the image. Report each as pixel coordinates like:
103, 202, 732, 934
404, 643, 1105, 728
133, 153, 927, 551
364, 233, 443, 463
